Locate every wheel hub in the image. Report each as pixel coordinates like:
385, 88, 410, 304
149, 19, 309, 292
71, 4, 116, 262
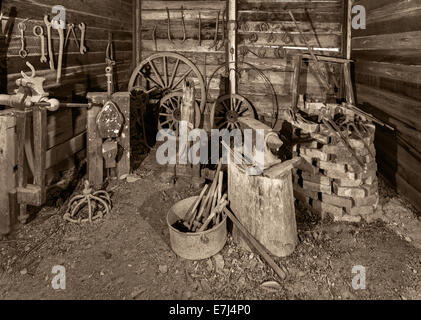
226, 110, 239, 123
173, 108, 181, 121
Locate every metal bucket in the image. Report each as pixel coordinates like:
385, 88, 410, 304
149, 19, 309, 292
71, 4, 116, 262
167, 196, 227, 260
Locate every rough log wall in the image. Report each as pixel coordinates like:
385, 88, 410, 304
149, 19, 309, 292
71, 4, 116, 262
237, 0, 344, 118
139, 0, 344, 121
0, 0, 133, 181
352, 0, 421, 212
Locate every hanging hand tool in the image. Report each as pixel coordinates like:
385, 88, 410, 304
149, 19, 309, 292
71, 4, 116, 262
166, 7, 174, 44
96, 33, 123, 177
44, 16, 55, 70
105, 32, 115, 96
152, 25, 157, 51
198, 12, 202, 46
18, 20, 28, 58
209, 10, 220, 50
56, 25, 64, 83
78, 22, 87, 54
216, 9, 226, 51
288, 11, 332, 91
64, 24, 80, 49
33, 26, 47, 63
180, 6, 186, 43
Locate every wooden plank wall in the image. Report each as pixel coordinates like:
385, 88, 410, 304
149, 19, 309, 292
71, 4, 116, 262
237, 0, 344, 119
0, 0, 133, 182
352, 0, 421, 212
140, 0, 344, 123
140, 0, 227, 122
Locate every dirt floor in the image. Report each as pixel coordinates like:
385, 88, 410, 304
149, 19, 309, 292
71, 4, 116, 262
1, 149, 420, 300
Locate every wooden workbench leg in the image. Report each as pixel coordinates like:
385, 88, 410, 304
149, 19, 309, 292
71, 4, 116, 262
291, 55, 303, 109
87, 105, 104, 187
33, 106, 47, 204
113, 92, 131, 178
0, 113, 18, 235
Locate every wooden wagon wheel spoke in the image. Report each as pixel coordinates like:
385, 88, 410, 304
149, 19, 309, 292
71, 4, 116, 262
161, 119, 172, 127
163, 56, 168, 87
138, 70, 162, 88
210, 94, 256, 130
158, 92, 201, 138
235, 99, 243, 112
218, 121, 228, 129
148, 60, 165, 88
221, 100, 230, 111
171, 68, 193, 90
129, 53, 206, 138
169, 58, 180, 89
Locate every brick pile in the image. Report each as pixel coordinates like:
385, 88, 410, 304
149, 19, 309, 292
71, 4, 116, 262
291, 102, 381, 223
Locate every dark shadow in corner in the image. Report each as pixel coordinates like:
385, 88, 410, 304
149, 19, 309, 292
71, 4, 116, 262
0, 5, 17, 102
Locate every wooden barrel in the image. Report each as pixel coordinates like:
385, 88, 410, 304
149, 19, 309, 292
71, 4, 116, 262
228, 161, 298, 257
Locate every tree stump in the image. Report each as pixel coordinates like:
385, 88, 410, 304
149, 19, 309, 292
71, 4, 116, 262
228, 160, 298, 257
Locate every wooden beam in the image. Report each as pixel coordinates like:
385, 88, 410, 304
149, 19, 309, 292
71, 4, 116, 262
0, 112, 17, 235
291, 55, 303, 108
45, 132, 86, 170
228, 0, 237, 95
135, 0, 142, 66
33, 106, 47, 205
346, 0, 354, 60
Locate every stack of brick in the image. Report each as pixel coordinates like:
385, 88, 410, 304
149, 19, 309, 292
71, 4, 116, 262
291, 103, 381, 223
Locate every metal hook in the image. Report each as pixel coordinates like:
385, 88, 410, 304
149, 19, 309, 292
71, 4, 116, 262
21, 61, 36, 79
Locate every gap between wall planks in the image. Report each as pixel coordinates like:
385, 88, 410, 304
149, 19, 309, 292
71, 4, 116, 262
352, 0, 421, 213
1, 0, 134, 187
139, 0, 344, 120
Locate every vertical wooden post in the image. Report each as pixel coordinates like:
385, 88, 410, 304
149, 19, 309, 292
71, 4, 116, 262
346, 0, 353, 60
32, 106, 47, 205
344, 0, 355, 105
291, 55, 302, 109
181, 80, 196, 127
0, 111, 18, 235
343, 62, 355, 104
87, 103, 104, 187
134, 0, 142, 68
228, 0, 237, 95
114, 92, 131, 178
179, 79, 195, 165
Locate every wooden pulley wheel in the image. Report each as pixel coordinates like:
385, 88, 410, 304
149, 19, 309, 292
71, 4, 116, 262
210, 94, 256, 130
128, 52, 207, 114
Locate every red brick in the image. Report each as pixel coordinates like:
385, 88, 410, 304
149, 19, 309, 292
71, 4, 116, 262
296, 156, 319, 175
348, 205, 375, 216
333, 183, 366, 198
301, 148, 330, 161
320, 193, 353, 210
303, 180, 332, 194
311, 199, 344, 216
318, 160, 347, 172
353, 194, 379, 207
302, 172, 331, 186
335, 178, 363, 187
324, 169, 358, 180
293, 184, 318, 199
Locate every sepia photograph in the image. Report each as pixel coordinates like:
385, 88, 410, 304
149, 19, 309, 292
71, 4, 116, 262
0, 0, 420, 306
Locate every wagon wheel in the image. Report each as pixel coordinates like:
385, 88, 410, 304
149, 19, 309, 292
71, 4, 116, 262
158, 92, 201, 137
128, 52, 206, 114
206, 61, 278, 128
210, 94, 256, 130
